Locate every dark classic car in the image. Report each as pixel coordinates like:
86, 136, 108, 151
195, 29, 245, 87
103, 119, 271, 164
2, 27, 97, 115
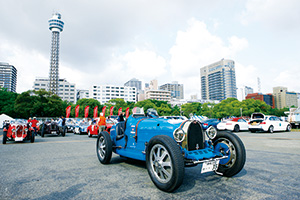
96, 108, 246, 192
2, 120, 35, 144
40, 120, 66, 137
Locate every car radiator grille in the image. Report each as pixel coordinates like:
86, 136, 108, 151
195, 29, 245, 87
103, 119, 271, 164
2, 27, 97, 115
187, 121, 204, 150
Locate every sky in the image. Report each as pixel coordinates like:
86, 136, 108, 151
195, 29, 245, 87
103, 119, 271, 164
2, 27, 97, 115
1, 0, 300, 100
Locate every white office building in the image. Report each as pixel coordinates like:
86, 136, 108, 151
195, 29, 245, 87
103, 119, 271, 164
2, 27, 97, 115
145, 90, 172, 102
201, 59, 237, 101
90, 85, 137, 104
33, 77, 76, 103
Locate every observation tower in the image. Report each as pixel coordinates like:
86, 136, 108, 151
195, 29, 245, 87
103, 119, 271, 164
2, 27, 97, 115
48, 13, 64, 94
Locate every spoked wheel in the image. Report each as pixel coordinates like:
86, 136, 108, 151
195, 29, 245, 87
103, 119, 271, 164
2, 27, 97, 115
41, 125, 45, 137
213, 131, 246, 177
146, 135, 184, 192
96, 131, 112, 164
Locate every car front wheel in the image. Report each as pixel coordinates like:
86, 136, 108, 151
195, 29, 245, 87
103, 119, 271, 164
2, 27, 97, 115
213, 131, 246, 177
96, 131, 112, 164
146, 135, 184, 192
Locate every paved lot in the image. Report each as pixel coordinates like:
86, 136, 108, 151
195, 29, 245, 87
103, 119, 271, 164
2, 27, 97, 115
1, 130, 300, 200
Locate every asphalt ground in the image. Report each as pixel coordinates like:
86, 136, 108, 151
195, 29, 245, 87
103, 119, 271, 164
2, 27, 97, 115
0, 130, 300, 200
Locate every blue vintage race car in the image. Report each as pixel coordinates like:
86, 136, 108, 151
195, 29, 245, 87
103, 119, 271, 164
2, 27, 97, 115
96, 108, 246, 192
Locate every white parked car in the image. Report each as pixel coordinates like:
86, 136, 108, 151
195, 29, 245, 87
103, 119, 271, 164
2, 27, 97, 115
248, 113, 291, 133
217, 117, 249, 132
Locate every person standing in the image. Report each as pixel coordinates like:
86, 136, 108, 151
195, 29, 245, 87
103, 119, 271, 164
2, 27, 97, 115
31, 117, 39, 136
118, 112, 125, 122
98, 113, 106, 133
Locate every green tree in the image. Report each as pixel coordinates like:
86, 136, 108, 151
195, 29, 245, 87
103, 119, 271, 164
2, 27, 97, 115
0, 88, 18, 117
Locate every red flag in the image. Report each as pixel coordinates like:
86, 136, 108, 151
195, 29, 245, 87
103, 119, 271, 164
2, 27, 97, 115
102, 106, 107, 117
93, 106, 98, 118
84, 106, 89, 118
66, 106, 71, 118
110, 106, 114, 116
132, 107, 137, 114
118, 107, 122, 116
125, 107, 130, 118
75, 105, 80, 118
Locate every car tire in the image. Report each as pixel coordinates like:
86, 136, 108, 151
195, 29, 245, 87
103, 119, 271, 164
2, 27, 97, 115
146, 135, 184, 192
212, 131, 246, 177
233, 125, 240, 132
286, 124, 291, 132
2, 131, 7, 144
268, 125, 274, 133
41, 125, 45, 137
30, 132, 35, 143
96, 131, 112, 164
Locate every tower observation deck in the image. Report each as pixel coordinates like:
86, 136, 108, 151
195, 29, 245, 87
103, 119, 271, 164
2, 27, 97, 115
48, 13, 64, 94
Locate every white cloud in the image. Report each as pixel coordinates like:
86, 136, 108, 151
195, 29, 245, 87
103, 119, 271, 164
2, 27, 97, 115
241, 0, 300, 30
0, 40, 49, 93
273, 68, 300, 92
169, 18, 249, 98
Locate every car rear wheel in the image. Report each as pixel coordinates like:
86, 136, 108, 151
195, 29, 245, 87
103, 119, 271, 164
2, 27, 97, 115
146, 135, 184, 192
30, 132, 35, 143
233, 125, 240, 132
286, 124, 291, 132
2, 131, 7, 144
96, 131, 112, 164
41, 125, 45, 137
213, 131, 246, 177
268, 125, 274, 133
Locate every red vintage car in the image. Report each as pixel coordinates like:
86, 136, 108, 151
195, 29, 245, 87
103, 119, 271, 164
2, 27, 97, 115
2, 120, 35, 144
87, 119, 115, 137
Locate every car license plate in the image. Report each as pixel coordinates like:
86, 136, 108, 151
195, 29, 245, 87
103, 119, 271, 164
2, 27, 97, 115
201, 160, 219, 173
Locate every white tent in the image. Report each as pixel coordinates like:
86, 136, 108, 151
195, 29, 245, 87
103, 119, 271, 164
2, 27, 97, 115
0, 114, 14, 128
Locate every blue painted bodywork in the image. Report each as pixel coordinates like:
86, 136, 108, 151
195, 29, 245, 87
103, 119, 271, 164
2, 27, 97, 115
110, 115, 226, 163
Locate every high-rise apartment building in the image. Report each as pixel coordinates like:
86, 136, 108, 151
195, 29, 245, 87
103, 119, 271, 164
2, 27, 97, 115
124, 78, 141, 92
91, 85, 137, 104
273, 86, 298, 109
200, 59, 237, 101
159, 81, 184, 99
33, 77, 76, 103
48, 13, 64, 95
0, 62, 17, 92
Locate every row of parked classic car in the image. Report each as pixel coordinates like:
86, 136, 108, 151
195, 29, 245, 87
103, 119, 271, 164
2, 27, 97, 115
1, 116, 120, 144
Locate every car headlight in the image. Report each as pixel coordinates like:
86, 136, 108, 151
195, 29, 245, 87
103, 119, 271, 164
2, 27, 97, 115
206, 126, 217, 140
173, 128, 186, 143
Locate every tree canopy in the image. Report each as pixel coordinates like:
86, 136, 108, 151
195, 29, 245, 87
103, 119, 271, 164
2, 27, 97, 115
0, 89, 290, 119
